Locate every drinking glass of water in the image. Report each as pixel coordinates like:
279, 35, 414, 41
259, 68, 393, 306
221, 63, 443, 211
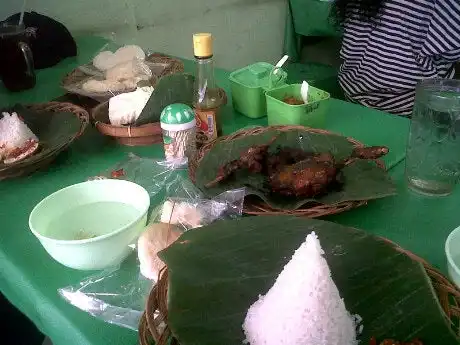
406, 79, 460, 196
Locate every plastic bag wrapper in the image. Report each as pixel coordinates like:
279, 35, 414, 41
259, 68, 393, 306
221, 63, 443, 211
62, 36, 171, 102
58, 254, 151, 331
139, 176, 245, 280
60, 171, 245, 330
88, 153, 186, 201
63, 57, 155, 101
150, 174, 246, 232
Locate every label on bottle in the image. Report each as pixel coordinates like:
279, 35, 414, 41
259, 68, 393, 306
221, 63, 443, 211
195, 108, 219, 143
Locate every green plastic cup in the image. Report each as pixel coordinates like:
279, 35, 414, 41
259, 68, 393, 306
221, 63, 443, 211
265, 84, 330, 128
229, 62, 288, 119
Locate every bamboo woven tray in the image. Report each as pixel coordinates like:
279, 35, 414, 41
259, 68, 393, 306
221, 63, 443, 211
138, 239, 460, 345
91, 87, 228, 147
91, 101, 162, 146
61, 53, 184, 102
0, 102, 89, 180
189, 125, 386, 218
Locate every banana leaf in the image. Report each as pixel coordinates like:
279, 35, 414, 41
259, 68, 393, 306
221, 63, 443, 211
195, 129, 396, 210
134, 73, 195, 126
0, 105, 83, 170
160, 216, 458, 345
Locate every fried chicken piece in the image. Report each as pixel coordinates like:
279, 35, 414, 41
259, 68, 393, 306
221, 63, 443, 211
267, 146, 388, 198
266, 147, 315, 175
344, 146, 389, 166
205, 138, 390, 200
268, 156, 337, 197
205, 137, 277, 188
352, 146, 389, 160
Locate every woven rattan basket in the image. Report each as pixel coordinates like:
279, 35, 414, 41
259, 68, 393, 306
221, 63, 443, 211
189, 125, 386, 218
91, 101, 162, 146
138, 239, 460, 345
61, 53, 184, 102
0, 102, 89, 180
92, 87, 228, 147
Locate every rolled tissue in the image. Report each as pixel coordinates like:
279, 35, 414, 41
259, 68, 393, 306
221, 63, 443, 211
243, 232, 358, 345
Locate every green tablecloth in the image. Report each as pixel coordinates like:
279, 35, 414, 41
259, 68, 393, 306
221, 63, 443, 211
0, 36, 456, 345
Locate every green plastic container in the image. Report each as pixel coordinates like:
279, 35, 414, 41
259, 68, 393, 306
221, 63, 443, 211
229, 62, 288, 119
266, 84, 330, 128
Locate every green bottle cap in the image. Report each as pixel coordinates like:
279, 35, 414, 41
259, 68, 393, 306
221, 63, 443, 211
160, 103, 196, 131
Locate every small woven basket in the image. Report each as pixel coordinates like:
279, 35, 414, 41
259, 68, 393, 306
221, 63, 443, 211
138, 240, 460, 345
61, 53, 184, 102
91, 101, 162, 146
0, 102, 89, 180
189, 125, 386, 218
92, 87, 228, 147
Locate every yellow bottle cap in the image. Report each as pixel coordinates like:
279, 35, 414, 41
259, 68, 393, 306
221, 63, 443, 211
193, 33, 213, 58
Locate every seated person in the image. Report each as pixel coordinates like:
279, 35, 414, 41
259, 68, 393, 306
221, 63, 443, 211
332, 0, 460, 116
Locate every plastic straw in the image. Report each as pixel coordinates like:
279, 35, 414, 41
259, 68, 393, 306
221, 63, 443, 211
18, 0, 27, 26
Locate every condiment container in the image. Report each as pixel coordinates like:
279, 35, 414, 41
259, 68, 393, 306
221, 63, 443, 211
229, 62, 288, 118
193, 33, 223, 143
160, 103, 197, 162
265, 83, 330, 128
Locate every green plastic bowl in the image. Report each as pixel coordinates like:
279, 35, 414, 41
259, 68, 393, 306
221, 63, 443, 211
29, 179, 150, 270
446, 226, 460, 288
229, 62, 287, 119
265, 84, 330, 127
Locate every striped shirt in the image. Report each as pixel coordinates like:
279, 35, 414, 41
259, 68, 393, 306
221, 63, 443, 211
338, 0, 460, 116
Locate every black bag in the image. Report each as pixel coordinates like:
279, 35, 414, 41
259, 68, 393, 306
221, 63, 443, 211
2, 12, 77, 69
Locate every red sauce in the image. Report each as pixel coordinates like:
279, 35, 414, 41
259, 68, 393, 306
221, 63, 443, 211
4, 139, 38, 162
283, 96, 304, 105
111, 168, 125, 178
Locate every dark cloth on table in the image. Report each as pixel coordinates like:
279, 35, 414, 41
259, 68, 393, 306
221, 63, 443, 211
2, 12, 77, 69
1, 293, 45, 345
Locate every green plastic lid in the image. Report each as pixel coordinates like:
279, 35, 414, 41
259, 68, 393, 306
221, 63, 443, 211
160, 103, 196, 131
229, 62, 287, 89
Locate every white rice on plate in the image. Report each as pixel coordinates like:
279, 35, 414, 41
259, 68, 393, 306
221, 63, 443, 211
243, 232, 358, 345
0, 112, 39, 163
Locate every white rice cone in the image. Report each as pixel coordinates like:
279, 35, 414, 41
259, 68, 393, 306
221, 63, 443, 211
0, 112, 39, 163
0, 112, 38, 149
243, 232, 357, 345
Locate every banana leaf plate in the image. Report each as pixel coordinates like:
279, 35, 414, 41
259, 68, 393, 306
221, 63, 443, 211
0, 102, 89, 180
140, 216, 460, 345
191, 125, 396, 218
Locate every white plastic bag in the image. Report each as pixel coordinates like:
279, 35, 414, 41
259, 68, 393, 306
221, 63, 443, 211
60, 170, 246, 330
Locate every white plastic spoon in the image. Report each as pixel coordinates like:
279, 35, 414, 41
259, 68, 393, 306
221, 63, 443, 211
273, 55, 289, 75
301, 80, 309, 104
